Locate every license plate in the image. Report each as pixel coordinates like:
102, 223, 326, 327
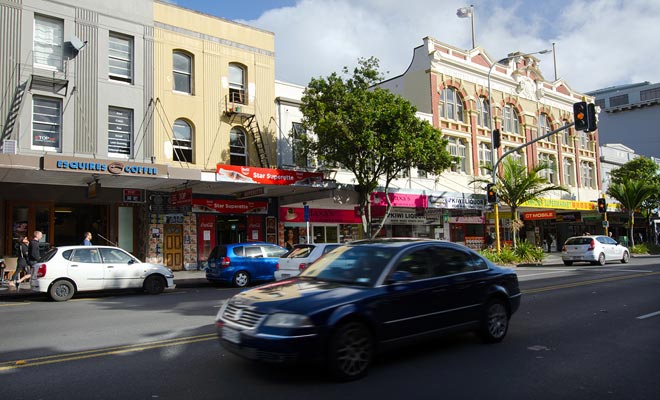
222, 327, 241, 344
282, 273, 291, 278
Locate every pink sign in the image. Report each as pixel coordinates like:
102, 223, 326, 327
216, 164, 324, 186
370, 192, 427, 208
280, 207, 361, 224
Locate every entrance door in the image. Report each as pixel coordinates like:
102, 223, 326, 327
164, 224, 183, 270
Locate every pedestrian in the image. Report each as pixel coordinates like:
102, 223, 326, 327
544, 232, 552, 252
9, 236, 30, 289
82, 231, 93, 246
485, 232, 494, 249
28, 230, 43, 267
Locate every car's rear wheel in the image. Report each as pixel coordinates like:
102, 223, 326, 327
597, 252, 606, 265
563, 260, 573, 266
621, 251, 630, 264
49, 280, 75, 302
479, 299, 509, 343
327, 322, 373, 381
144, 275, 166, 295
232, 271, 251, 287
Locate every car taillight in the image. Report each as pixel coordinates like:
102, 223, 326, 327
36, 264, 47, 278
562, 244, 566, 252
299, 263, 307, 272
587, 239, 596, 251
221, 257, 231, 268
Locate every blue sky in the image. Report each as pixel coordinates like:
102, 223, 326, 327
169, 0, 660, 93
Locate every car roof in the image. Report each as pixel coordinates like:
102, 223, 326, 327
53, 245, 125, 250
347, 238, 450, 248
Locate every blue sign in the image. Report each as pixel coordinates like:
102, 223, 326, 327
304, 205, 310, 222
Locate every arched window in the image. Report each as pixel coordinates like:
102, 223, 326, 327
173, 119, 193, 162
229, 63, 246, 104
539, 113, 551, 141
173, 51, 192, 93
563, 157, 575, 186
477, 97, 490, 128
503, 104, 520, 135
230, 127, 247, 166
478, 142, 491, 176
446, 136, 467, 173
439, 87, 465, 122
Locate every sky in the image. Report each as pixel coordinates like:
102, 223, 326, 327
168, 0, 660, 93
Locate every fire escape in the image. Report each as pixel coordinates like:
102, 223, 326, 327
223, 90, 269, 168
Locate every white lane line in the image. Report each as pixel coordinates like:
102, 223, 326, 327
518, 270, 574, 278
637, 310, 660, 320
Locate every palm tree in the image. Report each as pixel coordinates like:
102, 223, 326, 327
607, 178, 657, 247
473, 157, 568, 248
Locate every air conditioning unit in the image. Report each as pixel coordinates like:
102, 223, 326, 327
2, 139, 17, 154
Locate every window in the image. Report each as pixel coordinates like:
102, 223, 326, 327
563, 157, 575, 186
34, 15, 63, 70
291, 122, 309, 167
538, 113, 551, 141
580, 161, 595, 188
503, 105, 520, 135
579, 131, 588, 150
229, 63, 246, 104
109, 33, 133, 83
108, 107, 133, 156
439, 87, 465, 122
595, 98, 605, 109
99, 248, 134, 264
609, 94, 628, 107
477, 97, 490, 128
561, 120, 572, 146
230, 127, 247, 166
71, 248, 102, 263
504, 146, 522, 163
447, 136, 467, 173
429, 246, 487, 275
173, 119, 193, 162
538, 153, 556, 183
478, 142, 491, 176
32, 96, 62, 150
417, 169, 428, 179
173, 51, 192, 93
641, 87, 660, 102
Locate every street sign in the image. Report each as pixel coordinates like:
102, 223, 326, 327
304, 205, 310, 222
602, 220, 609, 228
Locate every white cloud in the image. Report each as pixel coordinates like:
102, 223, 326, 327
240, 0, 660, 93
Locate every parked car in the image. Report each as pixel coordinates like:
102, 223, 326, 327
206, 242, 287, 287
30, 245, 175, 302
561, 235, 630, 266
274, 243, 343, 280
215, 238, 521, 381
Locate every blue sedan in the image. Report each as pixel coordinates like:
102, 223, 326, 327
215, 238, 521, 381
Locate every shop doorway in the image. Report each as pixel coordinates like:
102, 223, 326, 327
164, 224, 183, 270
216, 216, 247, 244
54, 204, 109, 247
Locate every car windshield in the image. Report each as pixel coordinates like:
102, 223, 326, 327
300, 246, 396, 286
566, 237, 593, 245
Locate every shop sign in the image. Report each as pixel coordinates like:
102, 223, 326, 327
43, 155, 166, 177
522, 198, 595, 211
234, 187, 265, 199
192, 198, 267, 214
123, 189, 144, 203
522, 210, 556, 220
556, 212, 581, 222
428, 193, 486, 210
170, 188, 192, 206
371, 192, 427, 208
448, 216, 485, 224
215, 164, 324, 186
376, 208, 427, 225
280, 207, 361, 224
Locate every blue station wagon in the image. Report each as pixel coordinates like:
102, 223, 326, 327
206, 242, 287, 287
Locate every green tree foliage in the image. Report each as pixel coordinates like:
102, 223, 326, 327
473, 157, 568, 248
299, 57, 454, 237
607, 178, 657, 247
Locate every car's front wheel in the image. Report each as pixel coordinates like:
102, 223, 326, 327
144, 275, 166, 295
49, 280, 75, 302
621, 251, 630, 264
327, 322, 373, 381
479, 299, 510, 343
232, 271, 251, 287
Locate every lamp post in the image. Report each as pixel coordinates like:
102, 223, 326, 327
487, 49, 552, 252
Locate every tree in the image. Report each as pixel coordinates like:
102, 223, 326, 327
609, 157, 660, 243
299, 57, 454, 237
607, 178, 657, 247
472, 157, 568, 248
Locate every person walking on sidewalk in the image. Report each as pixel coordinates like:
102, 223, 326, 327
82, 232, 93, 246
28, 230, 42, 266
9, 236, 30, 289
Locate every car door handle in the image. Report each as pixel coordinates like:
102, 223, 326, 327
107, 266, 114, 269
70, 264, 79, 267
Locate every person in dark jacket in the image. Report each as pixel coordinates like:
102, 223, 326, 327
10, 236, 30, 288
28, 230, 43, 266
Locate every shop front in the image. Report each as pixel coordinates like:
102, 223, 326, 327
279, 207, 363, 247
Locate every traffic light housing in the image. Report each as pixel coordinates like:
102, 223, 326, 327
486, 183, 497, 204
573, 101, 588, 131
597, 198, 607, 213
493, 129, 501, 148
587, 103, 597, 132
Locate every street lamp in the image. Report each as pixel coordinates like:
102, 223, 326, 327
487, 49, 552, 252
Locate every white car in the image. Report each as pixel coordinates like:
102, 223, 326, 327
30, 245, 175, 301
561, 235, 630, 266
274, 243, 343, 280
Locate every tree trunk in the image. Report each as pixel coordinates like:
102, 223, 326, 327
629, 211, 635, 247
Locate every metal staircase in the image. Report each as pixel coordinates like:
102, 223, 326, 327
1, 79, 30, 145
224, 95, 270, 168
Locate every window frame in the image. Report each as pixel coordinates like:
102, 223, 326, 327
33, 14, 64, 71
538, 153, 556, 184
108, 32, 133, 84
108, 106, 133, 157
538, 113, 551, 142
477, 97, 490, 128
172, 119, 193, 163
439, 87, 465, 122
478, 142, 491, 176
228, 63, 246, 104
447, 136, 467, 173
563, 157, 575, 186
32, 95, 62, 151
503, 105, 520, 135
230, 126, 247, 166
173, 51, 193, 94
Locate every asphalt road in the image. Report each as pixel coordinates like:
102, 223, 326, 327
1, 257, 659, 400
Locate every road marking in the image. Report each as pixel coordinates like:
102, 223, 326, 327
523, 271, 660, 294
637, 310, 660, 320
0, 302, 31, 307
0, 333, 217, 371
519, 270, 573, 278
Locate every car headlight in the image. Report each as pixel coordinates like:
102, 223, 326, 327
263, 313, 313, 328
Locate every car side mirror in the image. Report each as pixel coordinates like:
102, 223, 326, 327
128, 259, 135, 265
387, 270, 413, 284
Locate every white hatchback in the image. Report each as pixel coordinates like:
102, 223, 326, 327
30, 245, 175, 301
561, 235, 630, 266
275, 243, 343, 280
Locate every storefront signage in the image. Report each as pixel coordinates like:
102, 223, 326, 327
280, 207, 361, 224
371, 192, 427, 208
215, 164, 324, 186
170, 188, 193, 206
193, 198, 267, 214
448, 216, 485, 224
428, 193, 486, 210
123, 189, 144, 203
43, 155, 166, 177
522, 210, 556, 220
522, 198, 595, 211
556, 212, 581, 222
374, 208, 427, 225
234, 187, 265, 199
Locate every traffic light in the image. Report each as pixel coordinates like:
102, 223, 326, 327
597, 198, 607, 213
493, 129, 501, 148
573, 101, 588, 131
587, 103, 598, 132
486, 183, 497, 204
